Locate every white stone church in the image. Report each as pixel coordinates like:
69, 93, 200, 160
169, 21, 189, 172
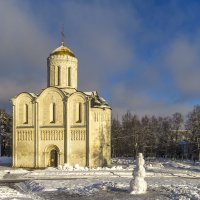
11, 41, 111, 168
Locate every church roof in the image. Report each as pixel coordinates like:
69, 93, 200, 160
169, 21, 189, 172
84, 91, 111, 108
50, 42, 76, 57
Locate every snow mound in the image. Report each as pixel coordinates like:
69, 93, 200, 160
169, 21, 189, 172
45, 167, 58, 171
5, 168, 29, 174
56, 163, 127, 172
112, 157, 134, 165
74, 164, 85, 170
146, 163, 164, 168
58, 165, 62, 170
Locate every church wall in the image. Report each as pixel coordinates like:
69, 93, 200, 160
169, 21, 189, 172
13, 94, 35, 168
15, 128, 35, 167
69, 127, 86, 166
37, 128, 65, 168
37, 88, 65, 167
103, 108, 111, 166
68, 93, 87, 166
89, 108, 111, 168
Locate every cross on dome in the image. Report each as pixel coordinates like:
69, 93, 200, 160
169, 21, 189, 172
61, 25, 65, 46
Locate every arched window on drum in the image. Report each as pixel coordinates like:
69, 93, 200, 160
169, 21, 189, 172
68, 67, 71, 86
56, 66, 61, 86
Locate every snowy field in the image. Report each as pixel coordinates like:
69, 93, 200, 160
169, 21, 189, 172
0, 157, 200, 199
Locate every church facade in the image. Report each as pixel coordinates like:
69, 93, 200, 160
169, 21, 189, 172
11, 41, 111, 168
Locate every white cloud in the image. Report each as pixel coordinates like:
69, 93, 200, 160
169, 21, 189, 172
0, 1, 53, 108
110, 83, 193, 118
61, 1, 138, 91
0, 1, 198, 119
165, 35, 200, 97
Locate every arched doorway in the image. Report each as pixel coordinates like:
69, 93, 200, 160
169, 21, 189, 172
50, 149, 58, 167
44, 145, 60, 168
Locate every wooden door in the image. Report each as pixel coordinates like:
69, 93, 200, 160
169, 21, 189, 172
50, 149, 58, 167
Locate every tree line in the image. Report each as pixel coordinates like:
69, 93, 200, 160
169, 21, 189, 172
112, 105, 200, 161
0, 109, 12, 156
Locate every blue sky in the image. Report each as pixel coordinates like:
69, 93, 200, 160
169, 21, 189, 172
1, 0, 200, 117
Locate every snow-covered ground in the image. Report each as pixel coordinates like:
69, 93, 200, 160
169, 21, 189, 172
0, 157, 200, 199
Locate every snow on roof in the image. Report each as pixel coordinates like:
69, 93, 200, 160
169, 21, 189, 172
83, 91, 110, 108
99, 97, 107, 102
28, 93, 37, 97
83, 92, 93, 96
83, 91, 97, 96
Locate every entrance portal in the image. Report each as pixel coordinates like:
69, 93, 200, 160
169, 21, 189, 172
50, 149, 58, 167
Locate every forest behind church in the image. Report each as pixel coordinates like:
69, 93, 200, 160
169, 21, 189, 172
111, 105, 200, 161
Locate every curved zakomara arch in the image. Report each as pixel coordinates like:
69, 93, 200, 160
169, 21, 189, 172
68, 91, 87, 103
11, 92, 36, 105
37, 86, 66, 101
68, 91, 87, 124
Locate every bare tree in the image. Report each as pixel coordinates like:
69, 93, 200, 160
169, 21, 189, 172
172, 112, 183, 141
186, 105, 200, 161
121, 111, 135, 157
0, 109, 12, 156
111, 118, 122, 157
169, 112, 183, 158
156, 117, 172, 158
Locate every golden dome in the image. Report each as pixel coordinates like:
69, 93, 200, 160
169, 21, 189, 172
50, 42, 76, 57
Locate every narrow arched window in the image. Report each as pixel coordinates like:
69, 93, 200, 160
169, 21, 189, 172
57, 66, 61, 86
68, 67, 71, 86
76, 102, 82, 123
50, 103, 55, 123
23, 104, 28, 124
